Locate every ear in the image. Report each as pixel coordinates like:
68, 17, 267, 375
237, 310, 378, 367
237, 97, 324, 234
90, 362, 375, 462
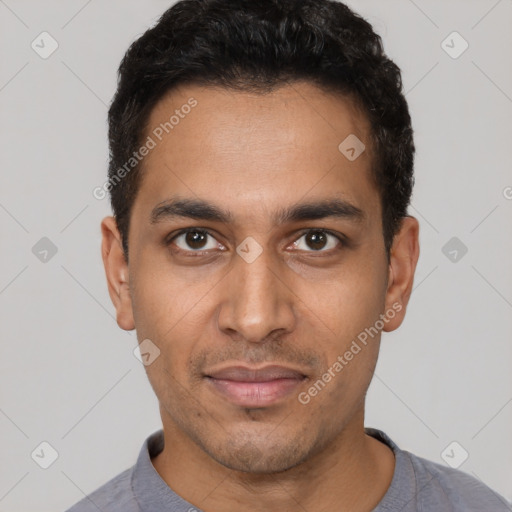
101, 216, 135, 331
383, 215, 420, 332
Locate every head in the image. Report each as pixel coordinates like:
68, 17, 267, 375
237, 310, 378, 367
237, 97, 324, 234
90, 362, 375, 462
102, 0, 419, 473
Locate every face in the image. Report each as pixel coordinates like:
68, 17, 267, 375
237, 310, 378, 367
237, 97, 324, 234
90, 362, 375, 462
102, 81, 419, 474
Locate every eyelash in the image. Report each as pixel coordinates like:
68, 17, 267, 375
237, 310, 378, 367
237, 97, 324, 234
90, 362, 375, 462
165, 228, 346, 256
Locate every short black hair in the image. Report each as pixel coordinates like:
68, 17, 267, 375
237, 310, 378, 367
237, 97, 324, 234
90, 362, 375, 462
107, 0, 414, 260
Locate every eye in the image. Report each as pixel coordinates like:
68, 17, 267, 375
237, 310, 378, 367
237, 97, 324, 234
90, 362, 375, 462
292, 229, 343, 252
169, 229, 223, 252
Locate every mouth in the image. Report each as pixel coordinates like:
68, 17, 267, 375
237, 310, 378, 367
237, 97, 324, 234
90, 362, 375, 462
204, 364, 307, 408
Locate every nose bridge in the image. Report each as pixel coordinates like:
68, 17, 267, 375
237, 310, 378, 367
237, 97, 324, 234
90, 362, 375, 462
218, 243, 295, 342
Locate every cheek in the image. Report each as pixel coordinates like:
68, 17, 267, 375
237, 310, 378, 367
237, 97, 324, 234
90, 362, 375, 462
130, 263, 216, 379
297, 261, 386, 398
305, 265, 386, 342
131, 252, 214, 332
303, 289, 382, 411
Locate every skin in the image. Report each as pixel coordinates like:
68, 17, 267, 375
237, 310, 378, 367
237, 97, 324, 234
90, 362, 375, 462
101, 81, 420, 512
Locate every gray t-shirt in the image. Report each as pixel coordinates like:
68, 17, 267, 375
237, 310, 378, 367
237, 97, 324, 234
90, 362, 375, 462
65, 428, 511, 511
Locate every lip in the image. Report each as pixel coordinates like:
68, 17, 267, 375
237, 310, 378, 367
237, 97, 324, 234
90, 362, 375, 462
204, 365, 307, 408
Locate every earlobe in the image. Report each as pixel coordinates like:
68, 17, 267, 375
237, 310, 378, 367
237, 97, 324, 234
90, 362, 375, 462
383, 216, 420, 332
101, 216, 136, 331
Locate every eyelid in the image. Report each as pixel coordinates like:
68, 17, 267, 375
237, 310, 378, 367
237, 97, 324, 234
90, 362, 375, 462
165, 227, 346, 254
289, 228, 346, 252
165, 228, 224, 253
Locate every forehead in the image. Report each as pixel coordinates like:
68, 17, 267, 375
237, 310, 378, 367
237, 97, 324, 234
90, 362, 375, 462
133, 81, 380, 226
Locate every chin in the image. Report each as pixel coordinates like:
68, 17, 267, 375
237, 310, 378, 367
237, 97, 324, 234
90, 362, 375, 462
201, 432, 313, 474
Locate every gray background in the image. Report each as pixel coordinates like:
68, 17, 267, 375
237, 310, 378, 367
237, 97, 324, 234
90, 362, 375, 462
0, 0, 511, 510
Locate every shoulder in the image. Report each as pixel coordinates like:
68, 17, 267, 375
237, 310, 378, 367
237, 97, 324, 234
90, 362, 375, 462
64, 467, 140, 512
405, 450, 512, 511
366, 428, 511, 512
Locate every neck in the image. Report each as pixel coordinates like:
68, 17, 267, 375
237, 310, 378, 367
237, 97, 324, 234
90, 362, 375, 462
151, 408, 395, 512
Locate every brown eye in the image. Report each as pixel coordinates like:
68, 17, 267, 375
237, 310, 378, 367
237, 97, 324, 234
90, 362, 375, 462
305, 231, 328, 250
293, 230, 341, 252
185, 230, 208, 249
171, 229, 219, 252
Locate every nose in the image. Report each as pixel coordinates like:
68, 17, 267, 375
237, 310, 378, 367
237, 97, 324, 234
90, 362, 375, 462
217, 245, 297, 343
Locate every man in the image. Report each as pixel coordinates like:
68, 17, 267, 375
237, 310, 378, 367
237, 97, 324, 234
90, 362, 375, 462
68, 0, 511, 510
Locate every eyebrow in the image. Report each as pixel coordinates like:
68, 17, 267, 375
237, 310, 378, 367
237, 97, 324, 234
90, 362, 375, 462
150, 196, 366, 226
